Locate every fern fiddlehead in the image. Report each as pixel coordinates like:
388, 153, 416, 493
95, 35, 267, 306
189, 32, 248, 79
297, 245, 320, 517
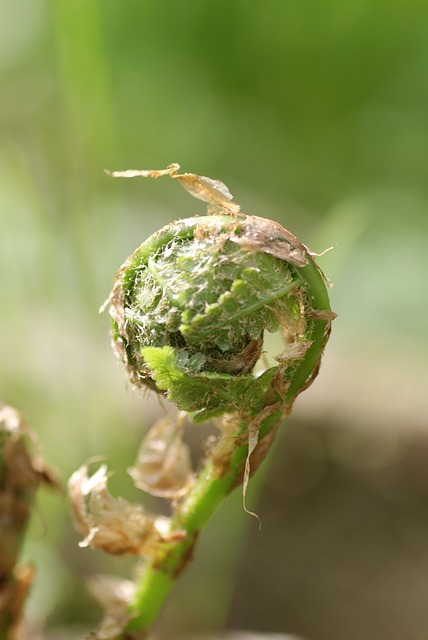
76, 165, 335, 639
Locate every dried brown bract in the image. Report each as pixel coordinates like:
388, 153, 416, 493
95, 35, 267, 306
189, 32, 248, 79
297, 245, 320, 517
129, 416, 193, 499
68, 464, 169, 556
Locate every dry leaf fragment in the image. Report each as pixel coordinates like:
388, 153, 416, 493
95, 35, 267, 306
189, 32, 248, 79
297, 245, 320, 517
87, 575, 135, 640
241, 403, 283, 528
129, 417, 193, 499
229, 215, 309, 266
105, 163, 241, 215
68, 464, 167, 556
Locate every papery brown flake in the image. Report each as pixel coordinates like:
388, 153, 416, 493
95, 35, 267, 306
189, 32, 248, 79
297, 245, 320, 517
68, 464, 166, 556
241, 402, 283, 526
105, 163, 241, 216
129, 417, 193, 499
87, 575, 136, 640
230, 215, 310, 266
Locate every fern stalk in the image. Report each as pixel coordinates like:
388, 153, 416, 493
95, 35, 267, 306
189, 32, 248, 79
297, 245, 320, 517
74, 165, 335, 639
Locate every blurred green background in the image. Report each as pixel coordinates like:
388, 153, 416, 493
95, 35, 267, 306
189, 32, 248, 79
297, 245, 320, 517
1, 1, 428, 639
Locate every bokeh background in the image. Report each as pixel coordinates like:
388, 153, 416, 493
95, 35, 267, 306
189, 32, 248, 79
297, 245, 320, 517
1, 1, 428, 639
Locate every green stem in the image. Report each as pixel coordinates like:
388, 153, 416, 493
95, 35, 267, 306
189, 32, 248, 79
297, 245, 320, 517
126, 408, 282, 635
121, 254, 332, 638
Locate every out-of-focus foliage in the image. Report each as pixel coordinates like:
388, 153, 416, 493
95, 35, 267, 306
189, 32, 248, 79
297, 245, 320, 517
0, 1, 427, 638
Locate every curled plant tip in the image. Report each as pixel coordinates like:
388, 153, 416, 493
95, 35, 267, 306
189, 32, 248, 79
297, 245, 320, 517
103, 165, 334, 422
102, 165, 335, 524
103, 214, 333, 419
94, 166, 334, 638
87, 575, 135, 640
68, 464, 168, 556
0, 403, 56, 640
129, 416, 193, 499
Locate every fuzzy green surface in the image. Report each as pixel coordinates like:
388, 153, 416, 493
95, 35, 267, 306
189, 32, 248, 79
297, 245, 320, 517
112, 215, 307, 414
111, 210, 334, 460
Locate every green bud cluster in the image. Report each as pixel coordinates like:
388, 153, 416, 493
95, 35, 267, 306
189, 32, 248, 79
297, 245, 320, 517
105, 212, 331, 422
